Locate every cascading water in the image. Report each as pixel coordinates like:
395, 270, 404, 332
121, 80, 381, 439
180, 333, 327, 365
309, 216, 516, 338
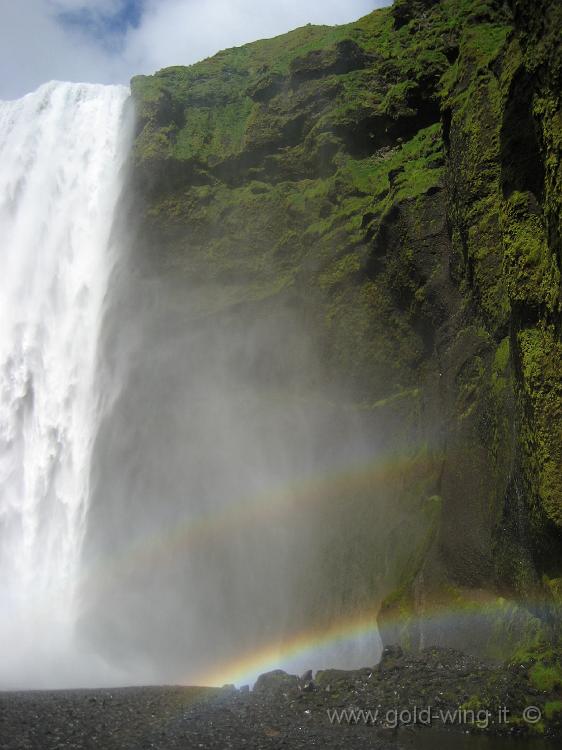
0, 79, 393, 692
0, 81, 132, 688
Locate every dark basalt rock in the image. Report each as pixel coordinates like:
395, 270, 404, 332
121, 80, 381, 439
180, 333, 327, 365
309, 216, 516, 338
392, 0, 441, 30
290, 39, 369, 83
129, 0, 562, 675
254, 669, 299, 695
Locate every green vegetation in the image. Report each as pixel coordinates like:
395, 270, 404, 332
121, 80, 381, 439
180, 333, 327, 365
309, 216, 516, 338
130, 0, 561, 730
545, 701, 562, 720
531, 662, 562, 692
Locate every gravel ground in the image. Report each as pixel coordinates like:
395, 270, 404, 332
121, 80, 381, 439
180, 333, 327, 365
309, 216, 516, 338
0, 685, 402, 750
1, 647, 560, 750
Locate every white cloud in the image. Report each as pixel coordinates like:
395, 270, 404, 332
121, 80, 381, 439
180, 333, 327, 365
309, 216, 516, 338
0, 1, 121, 99
123, 0, 383, 76
0, 1, 391, 100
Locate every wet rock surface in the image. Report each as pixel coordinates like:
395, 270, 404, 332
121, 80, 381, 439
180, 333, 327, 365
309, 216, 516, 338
128, 0, 562, 668
2, 648, 560, 749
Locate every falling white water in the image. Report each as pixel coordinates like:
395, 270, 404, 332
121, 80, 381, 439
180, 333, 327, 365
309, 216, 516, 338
0, 81, 131, 688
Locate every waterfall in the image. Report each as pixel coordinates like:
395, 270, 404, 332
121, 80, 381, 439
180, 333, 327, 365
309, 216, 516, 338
0, 80, 387, 691
0, 81, 131, 688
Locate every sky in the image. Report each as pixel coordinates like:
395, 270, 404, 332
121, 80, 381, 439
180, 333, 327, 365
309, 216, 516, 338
0, 0, 392, 100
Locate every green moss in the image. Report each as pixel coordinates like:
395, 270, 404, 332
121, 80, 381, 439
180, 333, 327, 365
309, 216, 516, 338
501, 191, 560, 311
490, 336, 511, 398
518, 329, 562, 528
130, 0, 562, 671
494, 337, 510, 372
530, 663, 562, 692
460, 695, 485, 713
175, 99, 256, 162
545, 700, 562, 720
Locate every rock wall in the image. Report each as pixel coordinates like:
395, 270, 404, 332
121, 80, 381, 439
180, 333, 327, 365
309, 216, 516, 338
129, 0, 561, 658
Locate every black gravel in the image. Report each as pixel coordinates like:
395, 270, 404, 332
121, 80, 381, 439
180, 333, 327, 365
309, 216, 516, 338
1, 647, 560, 750
0, 685, 403, 750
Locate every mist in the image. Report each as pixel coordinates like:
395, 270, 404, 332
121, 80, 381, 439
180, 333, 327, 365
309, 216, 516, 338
0, 61, 422, 694
76, 199, 408, 686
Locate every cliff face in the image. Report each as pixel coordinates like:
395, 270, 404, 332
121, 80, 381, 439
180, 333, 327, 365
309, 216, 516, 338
130, 0, 561, 660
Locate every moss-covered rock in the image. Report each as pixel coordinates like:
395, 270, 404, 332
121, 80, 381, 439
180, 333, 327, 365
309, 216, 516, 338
129, 0, 562, 690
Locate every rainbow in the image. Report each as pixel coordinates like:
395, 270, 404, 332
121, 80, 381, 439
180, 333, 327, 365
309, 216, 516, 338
56, 444, 559, 692
79, 447, 440, 601
190, 592, 558, 687
192, 608, 382, 687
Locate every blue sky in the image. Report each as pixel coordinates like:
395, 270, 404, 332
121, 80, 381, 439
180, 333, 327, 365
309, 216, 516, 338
57, 0, 144, 46
0, 1, 391, 100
